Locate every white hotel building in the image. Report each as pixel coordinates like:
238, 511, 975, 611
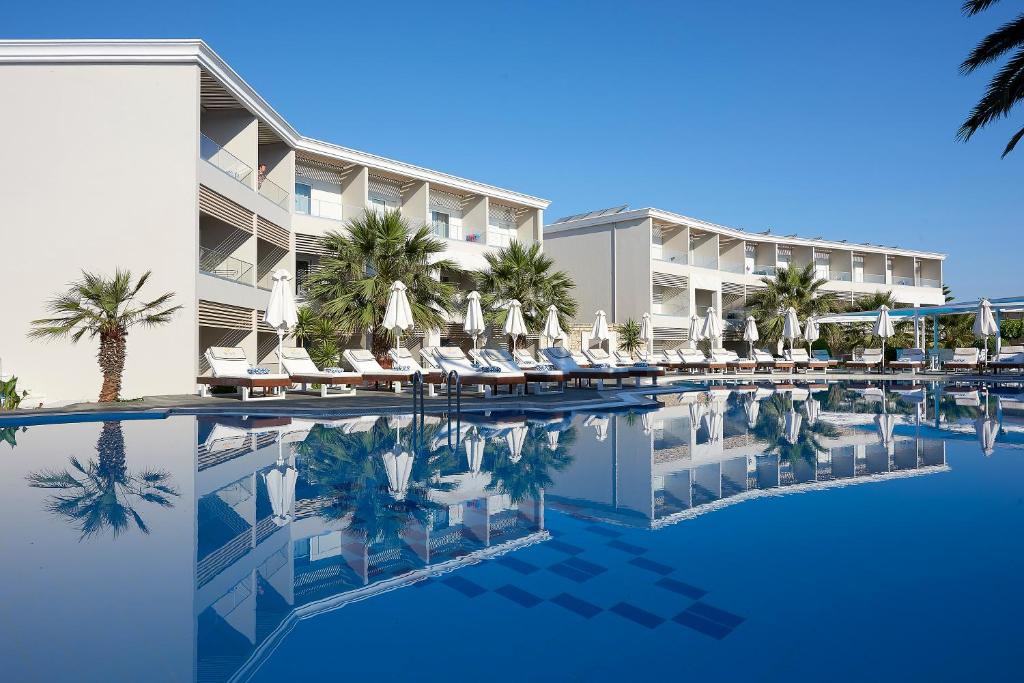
543, 206, 947, 350
0, 40, 547, 404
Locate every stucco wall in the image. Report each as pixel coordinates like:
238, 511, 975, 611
0, 63, 200, 403
544, 224, 615, 324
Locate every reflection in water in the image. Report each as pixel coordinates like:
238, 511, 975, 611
26, 421, 180, 539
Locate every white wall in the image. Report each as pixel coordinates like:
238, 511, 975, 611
0, 63, 200, 403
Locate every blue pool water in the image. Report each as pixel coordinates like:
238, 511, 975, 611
1, 380, 1022, 682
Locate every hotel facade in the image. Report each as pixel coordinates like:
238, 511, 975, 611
0, 40, 547, 404
543, 207, 947, 351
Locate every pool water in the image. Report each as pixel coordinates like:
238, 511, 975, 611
1, 380, 1022, 682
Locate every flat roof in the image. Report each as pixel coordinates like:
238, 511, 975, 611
0, 39, 549, 210
547, 206, 946, 260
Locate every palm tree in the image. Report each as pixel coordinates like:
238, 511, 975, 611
747, 264, 840, 346
26, 421, 179, 539
616, 319, 643, 358
958, 0, 1024, 156
304, 209, 462, 359
485, 424, 575, 503
293, 306, 343, 367
475, 241, 577, 335
29, 270, 182, 402
842, 291, 915, 352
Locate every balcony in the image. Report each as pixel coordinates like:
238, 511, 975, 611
258, 176, 289, 208
919, 277, 941, 289
295, 195, 347, 221
691, 255, 718, 270
863, 273, 886, 284
199, 246, 252, 285
830, 271, 852, 282
893, 276, 915, 287
720, 262, 745, 274
652, 247, 688, 264
200, 134, 252, 188
752, 265, 777, 277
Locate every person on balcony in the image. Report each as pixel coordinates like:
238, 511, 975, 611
257, 162, 267, 189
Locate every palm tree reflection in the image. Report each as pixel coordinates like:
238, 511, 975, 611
26, 421, 179, 539
749, 394, 839, 466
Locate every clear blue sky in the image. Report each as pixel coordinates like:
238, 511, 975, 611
6, 1, 1020, 300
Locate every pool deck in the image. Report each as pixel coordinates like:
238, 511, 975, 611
2, 370, 1019, 423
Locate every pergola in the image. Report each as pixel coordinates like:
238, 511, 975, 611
815, 295, 1024, 356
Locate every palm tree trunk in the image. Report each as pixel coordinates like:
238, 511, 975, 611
96, 421, 127, 482
370, 328, 391, 364
98, 329, 126, 402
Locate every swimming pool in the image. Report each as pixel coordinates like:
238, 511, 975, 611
1, 380, 1021, 682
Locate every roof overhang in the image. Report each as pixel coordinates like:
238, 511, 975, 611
816, 296, 1024, 323
0, 39, 549, 209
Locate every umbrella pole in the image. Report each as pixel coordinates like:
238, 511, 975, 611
277, 329, 284, 374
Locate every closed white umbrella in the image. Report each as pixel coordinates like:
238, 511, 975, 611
382, 280, 414, 350
703, 406, 723, 445
263, 463, 297, 526
688, 314, 704, 349
463, 291, 486, 349
640, 411, 653, 435
263, 269, 299, 373
381, 449, 414, 500
976, 416, 999, 457
584, 414, 610, 442
804, 317, 820, 356
873, 305, 895, 373
784, 409, 802, 445
504, 299, 528, 351
974, 298, 998, 365
464, 428, 485, 474
745, 396, 760, 429
541, 304, 565, 346
505, 424, 528, 463
805, 398, 820, 426
782, 307, 801, 357
701, 308, 723, 349
590, 310, 610, 345
689, 401, 706, 437
639, 313, 653, 357
876, 412, 896, 454
546, 429, 561, 451
743, 316, 759, 358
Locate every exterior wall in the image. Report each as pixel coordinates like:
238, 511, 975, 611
543, 224, 615, 323
0, 63, 200, 404
612, 217, 654, 323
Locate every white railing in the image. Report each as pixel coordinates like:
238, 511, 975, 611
893, 276, 915, 287
652, 247, 688, 264
919, 277, 941, 289
295, 195, 347, 221
258, 176, 289, 208
720, 261, 745, 274
864, 273, 886, 284
752, 265, 777, 277
830, 271, 852, 282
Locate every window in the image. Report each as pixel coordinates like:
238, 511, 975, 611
744, 243, 757, 274
777, 246, 792, 269
294, 183, 311, 215
852, 254, 864, 283
369, 196, 387, 214
814, 251, 830, 280
431, 211, 450, 239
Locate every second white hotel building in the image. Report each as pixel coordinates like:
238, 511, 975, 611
544, 207, 946, 350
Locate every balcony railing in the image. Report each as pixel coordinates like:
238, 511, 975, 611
652, 247, 688, 264
199, 246, 253, 284
719, 261, 745, 274
200, 134, 252, 187
463, 226, 486, 244
691, 255, 718, 269
258, 176, 289, 208
893, 276, 915, 286
752, 265, 777, 276
295, 195, 347, 221
830, 271, 852, 282
863, 273, 886, 284
919, 277, 941, 289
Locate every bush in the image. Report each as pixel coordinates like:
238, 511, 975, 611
1, 376, 28, 411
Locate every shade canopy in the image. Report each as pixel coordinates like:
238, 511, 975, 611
541, 304, 565, 345
382, 280, 414, 347
264, 270, 299, 373
263, 465, 297, 526
974, 298, 998, 339
506, 424, 528, 463
703, 407, 723, 445
465, 429, 485, 474
804, 317, 820, 344
805, 398, 820, 426
782, 307, 801, 343
745, 397, 760, 429
381, 449, 415, 500
876, 412, 896, 452
504, 299, 528, 350
463, 291, 486, 347
590, 310, 610, 342
743, 316, 759, 343
976, 416, 998, 457
784, 409, 802, 445
873, 305, 895, 339
688, 314, 704, 348
701, 307, 722, 344
639, 312, 653, 344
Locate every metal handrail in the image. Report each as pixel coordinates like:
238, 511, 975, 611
446, 371, 462, 417
199, 246, 253, 284
258, 175, 289, 208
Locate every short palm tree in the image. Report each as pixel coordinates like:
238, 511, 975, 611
616, 318, 643, 358
304, 209, 462, 359
26, 421, 179, 539
293, 306, 343, 367
747, 264, 839, 347
29, 270, 182, 402
958, 0, 1024, 156
475, 241, 577, 335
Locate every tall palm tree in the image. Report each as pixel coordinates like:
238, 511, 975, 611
26, 421, 179, 539
304, 209, 463, 359
747, 264, 840, 346
475, 241, 577, 335
958, 0, 1024, 156
29, 270, 182, 402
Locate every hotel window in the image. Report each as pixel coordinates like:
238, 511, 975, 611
886, 256, 894, 283
777, 246, 792, 270
431, 211, 450, 239
368, 175, 401, 213
745, 243, 757, 274
814, 251, 830, 280
852, 254, 864, 283
294, 183, 311, 215
368, 196, 387, 214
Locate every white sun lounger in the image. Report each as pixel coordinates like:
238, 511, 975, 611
342, 349, 415, 392
280, 347, 360, 397
198, 346, 290, 401
422, 346, 526, 397
541, 346, 632, 389
472, 347, 566, 394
